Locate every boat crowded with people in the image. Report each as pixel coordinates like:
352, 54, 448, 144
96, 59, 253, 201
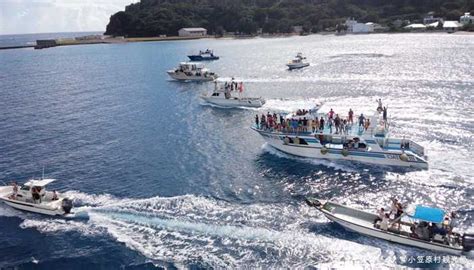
167, 62, 218, 81
188, 49, 220, 61
200, 79, 265, 108
251, 101, 428, 169
287, 53, 310, 70
305, 197, 474, 255
0, 179, 73, 216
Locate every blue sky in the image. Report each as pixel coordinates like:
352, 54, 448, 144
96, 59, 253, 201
0, 0, 138, 34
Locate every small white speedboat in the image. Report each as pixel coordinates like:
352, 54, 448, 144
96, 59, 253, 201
305, 198, 474, 255
200, 79, 265, 108
167, 62, 217, 81
0, 179, 73, 216
287, 53, 309, 70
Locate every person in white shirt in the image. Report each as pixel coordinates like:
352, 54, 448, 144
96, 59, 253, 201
380, 213, 390, 231
374, 207, 385, 224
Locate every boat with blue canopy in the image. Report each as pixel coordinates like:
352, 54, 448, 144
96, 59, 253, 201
305, 198, 474, 255
407, 205, 446, 223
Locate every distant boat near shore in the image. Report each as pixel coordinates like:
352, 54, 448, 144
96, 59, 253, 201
188, 49, 220, 61
167, 62, 218, 82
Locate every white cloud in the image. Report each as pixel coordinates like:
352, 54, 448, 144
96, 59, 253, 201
0, 0, 139, 34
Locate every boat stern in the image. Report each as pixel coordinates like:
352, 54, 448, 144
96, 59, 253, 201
305, 197, 326, 209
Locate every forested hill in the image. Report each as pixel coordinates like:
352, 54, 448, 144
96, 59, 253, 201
105, 0, 474, 37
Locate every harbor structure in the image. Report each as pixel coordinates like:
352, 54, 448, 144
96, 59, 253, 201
178, 28, 207, 37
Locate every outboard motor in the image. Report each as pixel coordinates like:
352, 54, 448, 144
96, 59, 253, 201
61, 198, 73, 214
462, 233, 474, 252
305, 198, 321, 207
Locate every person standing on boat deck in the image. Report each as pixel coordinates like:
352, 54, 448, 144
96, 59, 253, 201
364, 118, 371, 131
31, 186, 41, 203
383, 106, 388, 121
377, 99, 383, 112
443, 212, 457, 236
255, 114, 259, 128
358, 114, 365, 130
374, 207, 385, 224
13, 182, 18, 197
390, 198, 404, 230
52, 190, 58, 201
328, 108, 335, 120
389, 198, 397, 216
348, 109, 354, 124
302, 117, 308, 132
380, 213, 390, 231
319, 117, 325, 131
342, 119, 348, 134
334, 114, 341, 134
328, 118, 333, 134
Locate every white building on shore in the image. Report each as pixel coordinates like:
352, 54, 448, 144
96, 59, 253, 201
178, 28, 207, 37
345, 18, 374, 33
443, 21, 461, 33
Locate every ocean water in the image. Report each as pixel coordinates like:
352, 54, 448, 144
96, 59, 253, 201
0, 33, 473, 269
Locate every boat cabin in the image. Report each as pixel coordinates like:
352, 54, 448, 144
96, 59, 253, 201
178, 62, 204, 71
14, 179, 57, 203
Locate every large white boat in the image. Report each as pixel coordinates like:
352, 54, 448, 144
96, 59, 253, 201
200, 79, 265, 108
287, 53, 310, 70
252, 105, 428, 169
0, 179, 73, 216
167, 62, 218, 81
305, 198, 474, 255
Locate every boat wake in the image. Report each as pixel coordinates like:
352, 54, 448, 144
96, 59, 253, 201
1, 191, 391, 268
2, 191, 473, 268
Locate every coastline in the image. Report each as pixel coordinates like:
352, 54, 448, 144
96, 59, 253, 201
1, 31, 473, 51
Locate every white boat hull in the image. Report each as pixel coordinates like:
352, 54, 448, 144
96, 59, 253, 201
254, 129, 428, 168
287, 63, 309, 70
167, 71, 216, 81
324, 209, 463, 255
306, 199, 465, 255
316, 204, 463, 255
0, 185, 70, 216
2, 199, 65, 216
201, 96, 265, 108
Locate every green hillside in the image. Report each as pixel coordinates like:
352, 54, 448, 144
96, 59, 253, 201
105, 0, 474, 37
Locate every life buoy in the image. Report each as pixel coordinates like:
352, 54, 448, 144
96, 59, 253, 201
400, 153, 409, 162
320, 147, 328, 155
341, 148, 349, 157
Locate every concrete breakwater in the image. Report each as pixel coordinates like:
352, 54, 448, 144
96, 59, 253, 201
1, 35, 209, 50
